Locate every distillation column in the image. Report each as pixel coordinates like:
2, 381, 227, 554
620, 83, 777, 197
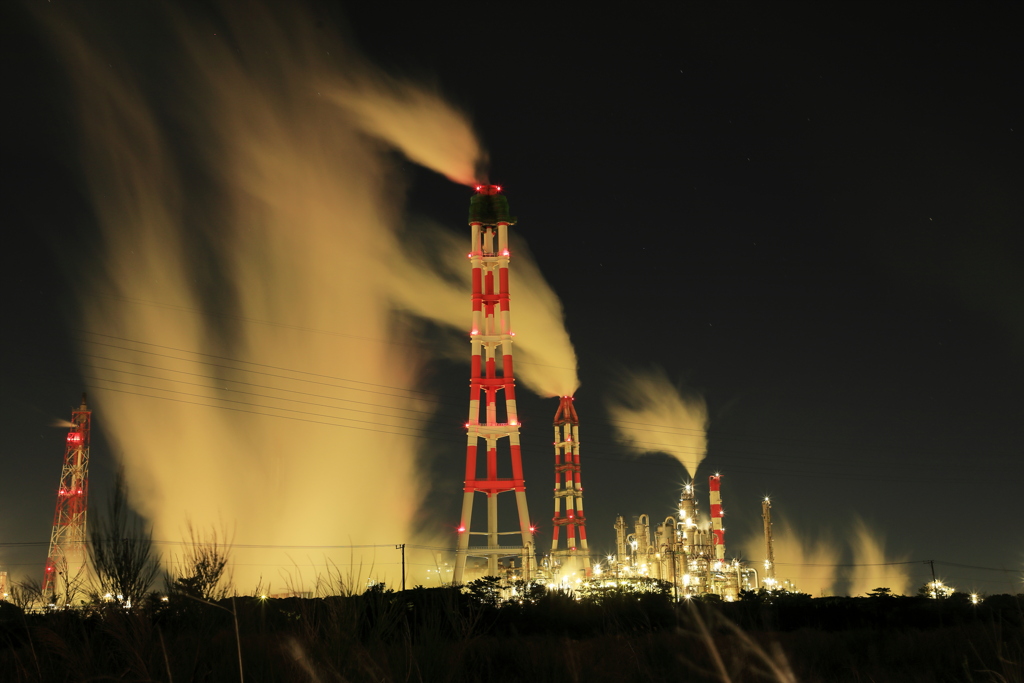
454, 186, 534, 582
762, 496, 776, 587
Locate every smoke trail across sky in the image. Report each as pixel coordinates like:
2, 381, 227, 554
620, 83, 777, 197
391, 225, 579, 398
606, 368, 707, 478
38, 2, 574, 590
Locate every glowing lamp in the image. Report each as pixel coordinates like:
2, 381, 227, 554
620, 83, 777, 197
67, 433, 83, 444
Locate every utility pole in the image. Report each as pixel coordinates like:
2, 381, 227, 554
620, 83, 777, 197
396, 544, 406, 591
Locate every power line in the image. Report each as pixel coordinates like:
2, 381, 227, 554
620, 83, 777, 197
16, 364, 980, 485
16, 335, 1003, 477
72, 331, 996, 463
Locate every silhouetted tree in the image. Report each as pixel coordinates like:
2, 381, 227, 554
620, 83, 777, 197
88, 469, 160, 606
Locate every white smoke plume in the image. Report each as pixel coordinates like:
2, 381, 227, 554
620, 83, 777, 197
390, 226, 579, 398
742, 515, 910, 597
742, 520, 840, 597
846, 517, 910, 596
42, 3, 573, 590
606, 368, 707, 478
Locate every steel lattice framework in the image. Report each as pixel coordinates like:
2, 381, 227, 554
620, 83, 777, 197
551, 396, 588, 557
42, 394, 91, 600
454, 185, 534, 582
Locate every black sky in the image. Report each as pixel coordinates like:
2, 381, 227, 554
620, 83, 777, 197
2, 3, 1021, 594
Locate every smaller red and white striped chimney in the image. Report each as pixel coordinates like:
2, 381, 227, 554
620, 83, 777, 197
709, 474, 725, 564
552, 395, 587, 553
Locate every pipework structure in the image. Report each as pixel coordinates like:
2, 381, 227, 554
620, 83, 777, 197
454, 185, 534, 583
42, 394, 92, 601
607, 477, 747, 599
551, 396, 589, 576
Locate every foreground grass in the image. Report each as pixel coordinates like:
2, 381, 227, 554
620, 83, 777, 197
0, 588, 1021, 682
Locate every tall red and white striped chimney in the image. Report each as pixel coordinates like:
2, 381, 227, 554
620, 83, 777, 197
454, 185, 534, 583
709, 474, 726, 565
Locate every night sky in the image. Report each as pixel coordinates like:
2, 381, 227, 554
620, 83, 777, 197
2, 3, 1021, 595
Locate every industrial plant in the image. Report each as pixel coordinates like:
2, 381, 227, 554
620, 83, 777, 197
452, 185, 777, 599
20, 186, 798, 605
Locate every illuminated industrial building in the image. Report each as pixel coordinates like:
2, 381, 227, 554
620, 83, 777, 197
447, 189, 780, 599
601, 476, 754, 599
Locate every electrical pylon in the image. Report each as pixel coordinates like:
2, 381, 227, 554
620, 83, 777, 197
551, 396, 589, 575
42, 394, 91, 602
454, 185, 534, 583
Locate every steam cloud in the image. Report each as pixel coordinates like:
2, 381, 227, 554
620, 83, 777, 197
606, 368, 707, 478
391, 227, 579, 398
743, 521, 840, 597
44, 3, 576, 590
742, 516, 910, 596
847, 517, 910, 597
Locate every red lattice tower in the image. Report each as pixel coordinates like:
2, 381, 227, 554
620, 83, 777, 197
42, 394, 92, 600
454, 185, 534, 582
551, 396, 588, 564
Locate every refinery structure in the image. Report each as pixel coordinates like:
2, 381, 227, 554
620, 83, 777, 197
604, 477, 758, 599
452, 186, 769, 599
15, 187, 788, 604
